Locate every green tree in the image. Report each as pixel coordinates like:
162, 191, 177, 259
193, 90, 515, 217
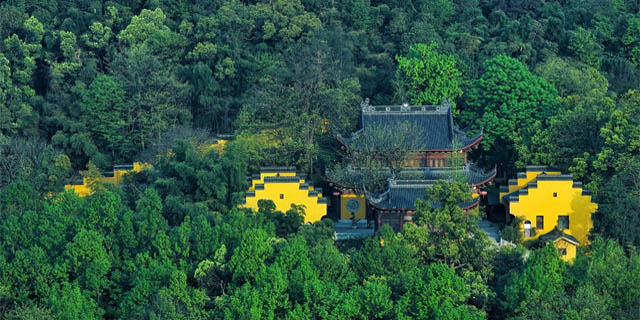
503, 244, 568, 319
395, 264, 485, 319
462, 55, 559, 172
407, 180, 490, 269
47, 282, 101, 320
228, 228, 274, 285
80, 75, 130, 160
395, 42, 463, 109
594, 160, 640, 246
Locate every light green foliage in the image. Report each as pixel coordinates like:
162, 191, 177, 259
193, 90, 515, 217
83, 22, 112, 50
594, 90, 640, 176
48, 282, 102, 320
118, 8, 170, 47
568, 27, 603, 68
228, 228, 274, 285
404, 180, 492, 305
63, 229, 111, 296
503, 244, 567, 319
404, 180, 487, 267
395, 42, 462, 108
396, 264, 485, 319
535, 57, 609, 99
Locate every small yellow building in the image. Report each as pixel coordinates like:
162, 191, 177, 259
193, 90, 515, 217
65, 162, 152, 196
499, 166, 597, 261
241, 167, 328, 223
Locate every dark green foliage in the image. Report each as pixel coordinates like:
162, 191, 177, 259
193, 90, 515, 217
2, 0, 640, 318
461, 55, 559, 172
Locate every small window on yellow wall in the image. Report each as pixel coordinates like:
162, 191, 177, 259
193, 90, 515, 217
558, 248, 567, 256
536, 216, 544, 230
280, 194, 284, 199
553, 192, 557, 197
558, 215, 569, 230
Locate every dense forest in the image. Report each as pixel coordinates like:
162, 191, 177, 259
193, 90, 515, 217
1, 0, 640, 319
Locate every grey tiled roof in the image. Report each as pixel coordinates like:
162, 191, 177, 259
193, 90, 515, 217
423, 166, 497, 185
539, 228, 580, 245
367, 179, 480, 210
339, 100, 481, 151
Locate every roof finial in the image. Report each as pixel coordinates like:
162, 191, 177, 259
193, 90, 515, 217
361, 97, 372, 112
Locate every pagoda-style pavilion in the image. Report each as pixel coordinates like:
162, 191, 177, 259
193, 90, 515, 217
335, 99, 495, 231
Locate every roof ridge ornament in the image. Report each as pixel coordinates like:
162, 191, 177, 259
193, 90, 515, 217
438, 97, 452, 112
361, 98, 373, 113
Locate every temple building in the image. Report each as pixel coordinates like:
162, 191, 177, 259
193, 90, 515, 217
241, 167, 328, 223
334, 99, 496, 231
499, 166, 597, 261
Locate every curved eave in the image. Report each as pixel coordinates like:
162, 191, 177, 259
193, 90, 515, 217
336, 135, 347, 147
460, 134, 483, 151
416, 134, 483, 152
369, 197, 480, 212
462, 197, 481, 210
472, 167, 497, 187
323, 173, 358, 191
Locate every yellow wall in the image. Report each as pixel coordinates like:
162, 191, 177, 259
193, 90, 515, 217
242, 180, 327, 223
241, 168, 327, 223
64, 179, 92, 197
249, 171, 300, 190
64, 162, 152, 197
554, 239, 577, 262
200, 139, 227, 154
340, 193, 366, 220
508, 177, 597, 244
499, 167, 561, 204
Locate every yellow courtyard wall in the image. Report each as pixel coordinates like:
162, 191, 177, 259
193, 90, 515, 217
510, 179, 596, 244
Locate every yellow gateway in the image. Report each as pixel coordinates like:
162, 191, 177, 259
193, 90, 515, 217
500, 166, 598, 261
